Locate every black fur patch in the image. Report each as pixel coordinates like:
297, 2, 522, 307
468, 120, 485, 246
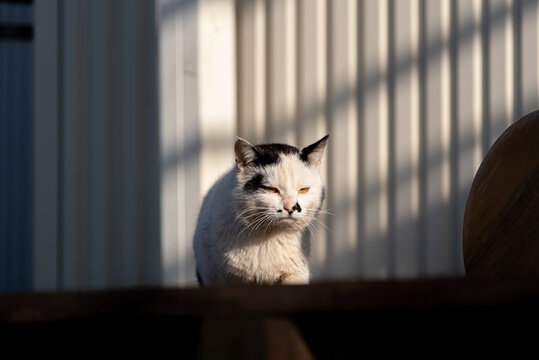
244, 173, 266, 193
250, 143, 300, 167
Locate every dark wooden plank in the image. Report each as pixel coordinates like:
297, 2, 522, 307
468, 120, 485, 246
2, 279, 539, 357
2, 278, 539, 322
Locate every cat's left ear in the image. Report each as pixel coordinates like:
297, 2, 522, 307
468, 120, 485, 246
235, 137, 258, 171
300, 135, 329, 167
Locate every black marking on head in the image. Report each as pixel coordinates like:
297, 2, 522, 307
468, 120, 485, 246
293, 202, 302, 213
244, 173, 266, 193
250, 143, 300, 167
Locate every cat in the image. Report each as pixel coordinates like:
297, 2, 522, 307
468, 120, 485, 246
193, 135, 329, 286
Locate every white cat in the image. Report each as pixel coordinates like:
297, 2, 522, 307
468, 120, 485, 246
193, 135, 329, 286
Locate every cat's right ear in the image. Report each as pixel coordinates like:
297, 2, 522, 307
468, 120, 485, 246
235, 137, 258, 171
301, 134, 329, 167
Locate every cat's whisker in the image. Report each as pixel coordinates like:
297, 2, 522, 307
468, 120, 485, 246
236, 206, 272, 214
311, 224, 323, 243
305, 223, 318, 243
304, 208, 334, 216
235, 207, 272, 220
248, 214, 272, 237
238, 216, 265, 238
262, 215, 276, 231
310, 226, 321, 243
239, 213, 262, 222
263, 216, 275, 234
248, 213, 269, 228
309, 217, 332, 234
236, 223, 252, 238
235, 211, 272, 226
237, 214, 266, 238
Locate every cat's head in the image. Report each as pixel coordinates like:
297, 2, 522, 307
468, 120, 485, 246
233, 135, 329, 232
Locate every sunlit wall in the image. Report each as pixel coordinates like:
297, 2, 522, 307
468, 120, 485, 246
27, 0, 539, 291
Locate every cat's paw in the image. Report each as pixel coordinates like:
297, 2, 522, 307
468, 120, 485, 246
275, 273, 309, 285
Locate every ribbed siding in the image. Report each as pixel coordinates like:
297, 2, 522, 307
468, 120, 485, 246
34, 0, 161, 290
30, 0, 539, 290
232, 0, 539, 280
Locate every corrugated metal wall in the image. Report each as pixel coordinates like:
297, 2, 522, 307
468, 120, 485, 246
158, 0, 200, 287
34, 0, 163, 290
211, 0, 539, 281
0, 1, 33, 292
31, 0, 539, 290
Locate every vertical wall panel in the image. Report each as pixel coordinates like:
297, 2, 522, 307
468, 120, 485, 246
118, 0, 139, 287
112, 0, 128, 287
326, 0, 359, 279
392, 0, 420, 277
158, 0, 200, 286
472, 0, 486, 171
266, 0, 296, 143
22, 30, 33, 290
0, 2, 33, 292
141, 0, 161, 287
489, 0, 513, 145
296, 0, 328, 278
198, 0, 235, 285
424, 0, 452, 276
85, 0, 108, 288
158, 0, 181, 286
8, 5, 16, 288
61, 0, 81, 289
183, 0, 199, 285
199, 0, 234, 195
175, 0, 187, 286
521, 0, 539, 114
34, 0, 59, 291
456, 0, 479, 274
0, 7, 5, 290
362, 0, 389, 278
236, 0, 266, 143
1, 5, 7, 290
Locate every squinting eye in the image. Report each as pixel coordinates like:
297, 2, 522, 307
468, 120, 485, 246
298, 187, 310, 194
265, 187, 279, 194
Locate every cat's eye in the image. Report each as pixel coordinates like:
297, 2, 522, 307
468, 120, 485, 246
265, 186, 279, 194
298, 187, 310, 194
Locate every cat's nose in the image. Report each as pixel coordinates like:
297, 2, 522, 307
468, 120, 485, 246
282, 196, 295, 212
284, 205, 294, 215
283, 202, 301, 215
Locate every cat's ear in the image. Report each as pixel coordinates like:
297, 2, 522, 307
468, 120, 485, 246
235, 137, 258, 171
301, 135, 329, 167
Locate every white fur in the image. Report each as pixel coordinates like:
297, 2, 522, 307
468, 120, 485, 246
193, 145, 326, 286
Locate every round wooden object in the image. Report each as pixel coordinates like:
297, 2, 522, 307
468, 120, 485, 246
463, 110, 539, 278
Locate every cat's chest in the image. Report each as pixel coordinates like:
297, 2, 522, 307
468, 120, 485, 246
223, 234, 306, 282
